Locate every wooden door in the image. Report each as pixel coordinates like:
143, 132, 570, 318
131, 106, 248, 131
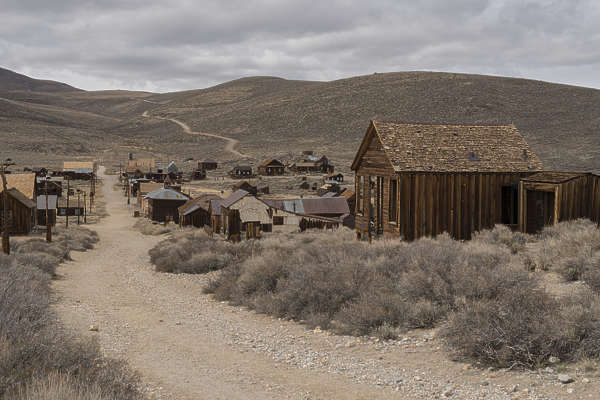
526, 190, 555, 233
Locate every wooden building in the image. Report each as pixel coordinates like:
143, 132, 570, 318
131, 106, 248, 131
179, 194, 221, 228
5, 173, 37, 201
324, 173, 344, 183
126, 158, 155, 178
519, 172, 600, 233
209, 198, 224, 233
220, 190, 272, 240
352, 121, 544, 240
230, 165, 253, 179
145, 188, 189, 223
258, 159, 285, 175
199, 160, 218, 170
232, 181, 257, 195
292, 155, 332, 173
138, 182, 164, 214
63, 161, 96, 180
0, 188, 36, 234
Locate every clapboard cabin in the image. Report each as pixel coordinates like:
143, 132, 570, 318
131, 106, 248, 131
179, 194, 221, 228
220, 190, 272, 240
352, 121, 544, 241
258, 159, 285, 176
0, 188, 36, 234
519, 172, 600, 233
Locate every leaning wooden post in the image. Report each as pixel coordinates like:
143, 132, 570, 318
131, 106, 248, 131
45, 177, 52, 243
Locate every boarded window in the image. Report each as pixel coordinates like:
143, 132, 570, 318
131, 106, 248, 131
389, 179, 398, 222
273, 216, 284, 225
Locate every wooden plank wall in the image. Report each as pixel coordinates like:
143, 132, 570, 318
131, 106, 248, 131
558, 174, 600, 223
0, 194, 33, 235
355, 172, 530, 241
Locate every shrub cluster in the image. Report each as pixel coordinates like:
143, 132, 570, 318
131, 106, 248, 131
133, 218, 180, 236
149, 230, 258, 273
0, 229, 140, 399
197, 221, 600, 368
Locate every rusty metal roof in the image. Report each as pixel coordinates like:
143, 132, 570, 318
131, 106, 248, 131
358, 121, 543, 173
144, 188, 189, 201
264, 197, 349, 216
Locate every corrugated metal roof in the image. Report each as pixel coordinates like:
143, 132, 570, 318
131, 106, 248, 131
73, 168, 94, 174
139, 182, 164, 194
37, 195, 58, 210
220, 189, 249, 208
145, 188, 189, 201
63, 161, 96, 171
302, 197, 349, 215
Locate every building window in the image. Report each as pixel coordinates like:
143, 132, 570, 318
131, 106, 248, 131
273, 216, 284, 225
356, 176, 363, 213
389, 179, 398, 222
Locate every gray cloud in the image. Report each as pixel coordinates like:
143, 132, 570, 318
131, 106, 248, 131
1, 0, 599, 91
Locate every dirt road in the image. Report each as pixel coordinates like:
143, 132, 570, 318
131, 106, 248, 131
52, 169, 593, 400
142, 110, 247, 158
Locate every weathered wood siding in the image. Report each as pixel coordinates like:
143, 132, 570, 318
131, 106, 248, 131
0, 194, 34, 235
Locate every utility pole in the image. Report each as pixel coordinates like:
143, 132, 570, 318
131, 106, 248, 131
66, 176, 70, 228
1, 158, 14, 255
45, 176, 52, 243
83, 192, 87, 224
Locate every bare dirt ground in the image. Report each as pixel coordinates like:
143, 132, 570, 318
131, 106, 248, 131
52, 168, 599, 400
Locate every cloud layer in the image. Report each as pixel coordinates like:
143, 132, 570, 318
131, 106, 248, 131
1, 0, 599, 91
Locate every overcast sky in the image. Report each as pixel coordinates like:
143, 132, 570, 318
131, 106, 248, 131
1, 0, 599, 92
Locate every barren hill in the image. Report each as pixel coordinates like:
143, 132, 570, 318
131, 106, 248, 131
0, 67, 81, 92
1, 68, 600, 172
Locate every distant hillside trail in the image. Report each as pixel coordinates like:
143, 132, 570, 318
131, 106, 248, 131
142, 110, 247, 158
49, 168, 589, 400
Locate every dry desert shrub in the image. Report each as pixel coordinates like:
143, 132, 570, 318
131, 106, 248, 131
133, 218, 177, 235
0, 233, 140, 399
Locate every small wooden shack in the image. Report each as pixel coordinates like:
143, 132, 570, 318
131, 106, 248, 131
230, 165, 253, 179
519, 172, 600, 233
0, 188, 36, 234
220, 190, 272, 240
199, 160, 218, 170
352, 121, 544, 240
258, 159, 285, 176
232, 181, 257, 195
209, 198, 224, 233
138, 182, 164, 213
145, 188, 189, 223
179, 194, 221, 228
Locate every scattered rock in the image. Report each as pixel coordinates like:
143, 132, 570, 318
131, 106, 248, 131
88, 324, 98, 332
442, 387, 454, 397
566, 388, 574, 394
582, 378, 590, 384
557, 374, 574, 384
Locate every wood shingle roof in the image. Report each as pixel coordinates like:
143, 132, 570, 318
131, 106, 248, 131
4, 173, 36, 200
360, 121, 543, 173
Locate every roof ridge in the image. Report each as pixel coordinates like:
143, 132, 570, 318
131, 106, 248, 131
372, 120, 516, 128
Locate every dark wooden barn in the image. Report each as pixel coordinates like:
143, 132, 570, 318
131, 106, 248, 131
179, 194, 221, 228
258, 159, 285, 175
145, 188, 190, 223
352, 121, 545, 240
0, 188, 36, 234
